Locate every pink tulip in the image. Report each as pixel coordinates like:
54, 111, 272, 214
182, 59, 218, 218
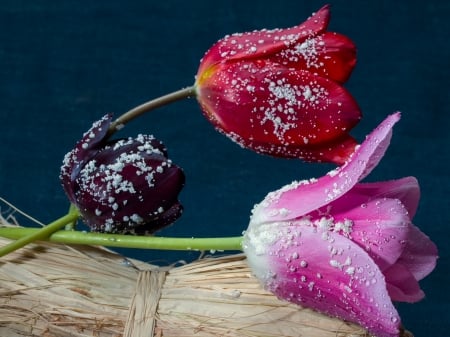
243, 113, 438, 337
195, 5, 361, 164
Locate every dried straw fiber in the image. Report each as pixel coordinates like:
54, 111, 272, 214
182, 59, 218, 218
0, 231, 412, 337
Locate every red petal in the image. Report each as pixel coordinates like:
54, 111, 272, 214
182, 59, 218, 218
197, 60, 360, 162
244, 133, 358, 164
319, 32, 357, 83
267, 31, 356, 84
196, 5, 330, 77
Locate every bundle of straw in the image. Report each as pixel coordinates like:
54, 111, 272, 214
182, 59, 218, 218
0, 225, 412, 337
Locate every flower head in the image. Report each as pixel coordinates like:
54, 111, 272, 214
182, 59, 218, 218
60, 115, 185, 234
195, 5, 361, 164
243, 113, 438, 337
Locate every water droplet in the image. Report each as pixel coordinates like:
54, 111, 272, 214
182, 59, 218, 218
360, 203, 367, 208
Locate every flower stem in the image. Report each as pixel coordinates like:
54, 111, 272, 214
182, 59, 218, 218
107, 85, 196, 137
0, 211, 79, 257
0, 227, 243, 252
64, 204, 78, 230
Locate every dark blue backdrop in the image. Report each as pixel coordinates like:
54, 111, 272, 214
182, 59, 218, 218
0, 1, 448, 335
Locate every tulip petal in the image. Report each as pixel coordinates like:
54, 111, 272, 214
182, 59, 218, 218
60, 114, 112, 204
313, 32, 357, 83
251, 113, 400, 225
131, 202, 183, 235
383, 263, 425, 302
60, 116, 185, 234
343, 179, 437, 281
198, 60, 360, 162
351, 177, 420, 218
272, 133, 359, 164
327, 194, 410, 271
270, 31, 357, 83
396, 224, 438, 281
244, 223, 401, 337
197, 5, 330, 76
73, 135, 185, 233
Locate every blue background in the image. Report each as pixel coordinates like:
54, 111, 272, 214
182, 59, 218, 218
0, 1, 448, 335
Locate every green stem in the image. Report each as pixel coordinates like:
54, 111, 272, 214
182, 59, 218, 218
0, 211, 79, 257
107, 85, 197, 137
0, 227, 243, 251
64, 204, 78, 231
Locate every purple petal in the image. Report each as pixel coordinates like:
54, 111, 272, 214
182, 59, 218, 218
60, 114, 112, 203
73, 135, 184, 233
244, 223, 401, 337
131, 202, 183, 234
60, 117, 185, 234
251, 113, 401, 225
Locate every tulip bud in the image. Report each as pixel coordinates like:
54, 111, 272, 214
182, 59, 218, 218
243, 113, 438, 337
195, 5, 361, 164
60, 114, 185, 234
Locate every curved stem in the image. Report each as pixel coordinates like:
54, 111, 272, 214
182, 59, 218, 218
0, 227, 243, 252
0, 211, 79, 257
107, 85, 197, 137
64, 204, 78, 230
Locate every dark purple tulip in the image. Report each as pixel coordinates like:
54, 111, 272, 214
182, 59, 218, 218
60, 114, 185, 234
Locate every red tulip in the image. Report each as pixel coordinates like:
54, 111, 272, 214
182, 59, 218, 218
195, 5, 361, 164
